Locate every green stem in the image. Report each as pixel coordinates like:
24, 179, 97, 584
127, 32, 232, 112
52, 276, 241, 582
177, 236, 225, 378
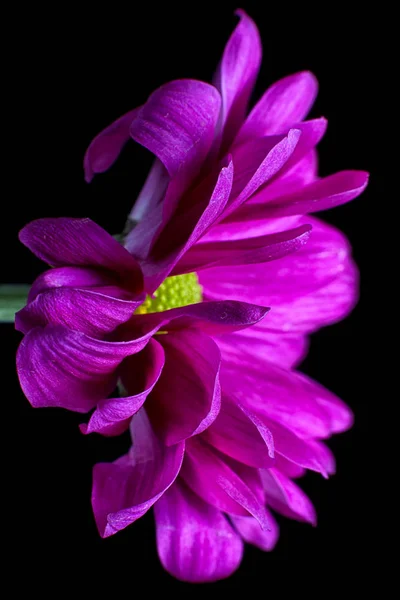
0, 284, 30, 323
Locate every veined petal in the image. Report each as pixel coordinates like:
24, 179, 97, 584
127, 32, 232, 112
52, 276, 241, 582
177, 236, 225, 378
16, 287, 143, 336
182, 437, 269, 529
236, 71, 318, 143
176, 224, 311, 272
92, 410, 184, 537
130, 79, 221, 224
84, 107, 140, 183
213, 9, 262, 150
19, 218, 143, 291
16, 325, 156, 412
146, 330, 221, 445
155, 480, 243, 583
202, 396, 275, 468
81, 339, 165, 435
231, 508, 279, 551
261, 468, 317, 525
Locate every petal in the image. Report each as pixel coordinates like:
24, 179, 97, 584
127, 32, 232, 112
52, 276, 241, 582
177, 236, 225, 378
182, 437, 269, 528
154, 480, 243, 583
130, 160, 233, 292
241, 171, 369, 219
19, 218, 143, 290
225, 129, 301, 215
83, 107, 140, 183
261, 468, 317, 525
203, 397, 275, 468
200, 215, 300, 242
17, 325, 155, 412
81, 339, 165, 435
214, 327, 308, 370
146, 330, 221, 445
28, 266, 116, 302
124, 299, 269, 337
236, 71, 318, 143
130, 79, 221, 224
16, 287, 142, 336
176, 223, 311, 272
213, 9, 262, 150
231, 508, 279, 551
221, 359, 333, 439
128, 159, 169, 223
92, 410, 185, 537
200, 217, 359, 334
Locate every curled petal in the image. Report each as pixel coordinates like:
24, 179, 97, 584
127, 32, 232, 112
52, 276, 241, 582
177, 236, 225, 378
261, 469, 317, 525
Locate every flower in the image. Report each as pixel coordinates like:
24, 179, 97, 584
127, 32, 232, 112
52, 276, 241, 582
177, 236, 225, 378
84, 10, 368, 296
16, 217, 271, 439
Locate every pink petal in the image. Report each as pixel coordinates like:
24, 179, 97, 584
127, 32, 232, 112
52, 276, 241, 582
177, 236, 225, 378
146, 330, 221, 445
16, 325, 156, 412
130, 79, 221, 225
81, 339, 165, 435
15, 287, 142, 336
231, 508, 279, 551
176, 223, 311, 272
261, 468, 317, 525
92, 410, 184, 537
19, 218, 143, 291
182, 437, 269, 528
202, 396, 275, 468
213, 9, 262, 151
235, 71, 318, 143
83, 107, 140, 183
154, 480, 243, 583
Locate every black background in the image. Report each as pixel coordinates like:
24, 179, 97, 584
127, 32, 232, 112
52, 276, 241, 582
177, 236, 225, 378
4, 1, 382, 591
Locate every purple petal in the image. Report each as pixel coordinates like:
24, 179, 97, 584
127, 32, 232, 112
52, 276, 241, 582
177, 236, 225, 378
200, 217, 359, 334
176, 223, 311, 272
130, 79, 221, 225
275, 455, 306, 479
154, 480, 243, 583
129, 159, 169, 223
261, 468, 317, 525
182, 437, 269, 528
200, 215, 300, 243
131, 160, 233, 292
19, 218, 143, 290
125, 299, 269, 337
213, 9, 262, 150
236, 71, 318, 143
92, 410, 184, 537
16, 287, 142, 336
225, 129, 301, 216
214, 328, 308, 370
81, 339, 165, 435
28, 266, 117, 302
146, 330, 221, 445
220, 359, 334, 439
203, 397, 275, 468
84, 107, 140, 183
231, 508, 279, 552
17, 325, 155, 412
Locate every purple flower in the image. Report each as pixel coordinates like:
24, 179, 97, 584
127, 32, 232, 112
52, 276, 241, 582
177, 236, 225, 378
16, 217, 269, 439
84, 10, 368, 295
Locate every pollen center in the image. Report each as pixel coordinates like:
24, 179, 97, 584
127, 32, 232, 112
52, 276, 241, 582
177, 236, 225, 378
135, 272, 203, 315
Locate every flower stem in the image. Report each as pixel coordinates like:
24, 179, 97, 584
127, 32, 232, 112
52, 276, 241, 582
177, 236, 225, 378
0, 284, 30, 322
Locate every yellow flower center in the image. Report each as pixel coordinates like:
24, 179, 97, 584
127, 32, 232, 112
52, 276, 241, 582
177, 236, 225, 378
135, 273, 203, 314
